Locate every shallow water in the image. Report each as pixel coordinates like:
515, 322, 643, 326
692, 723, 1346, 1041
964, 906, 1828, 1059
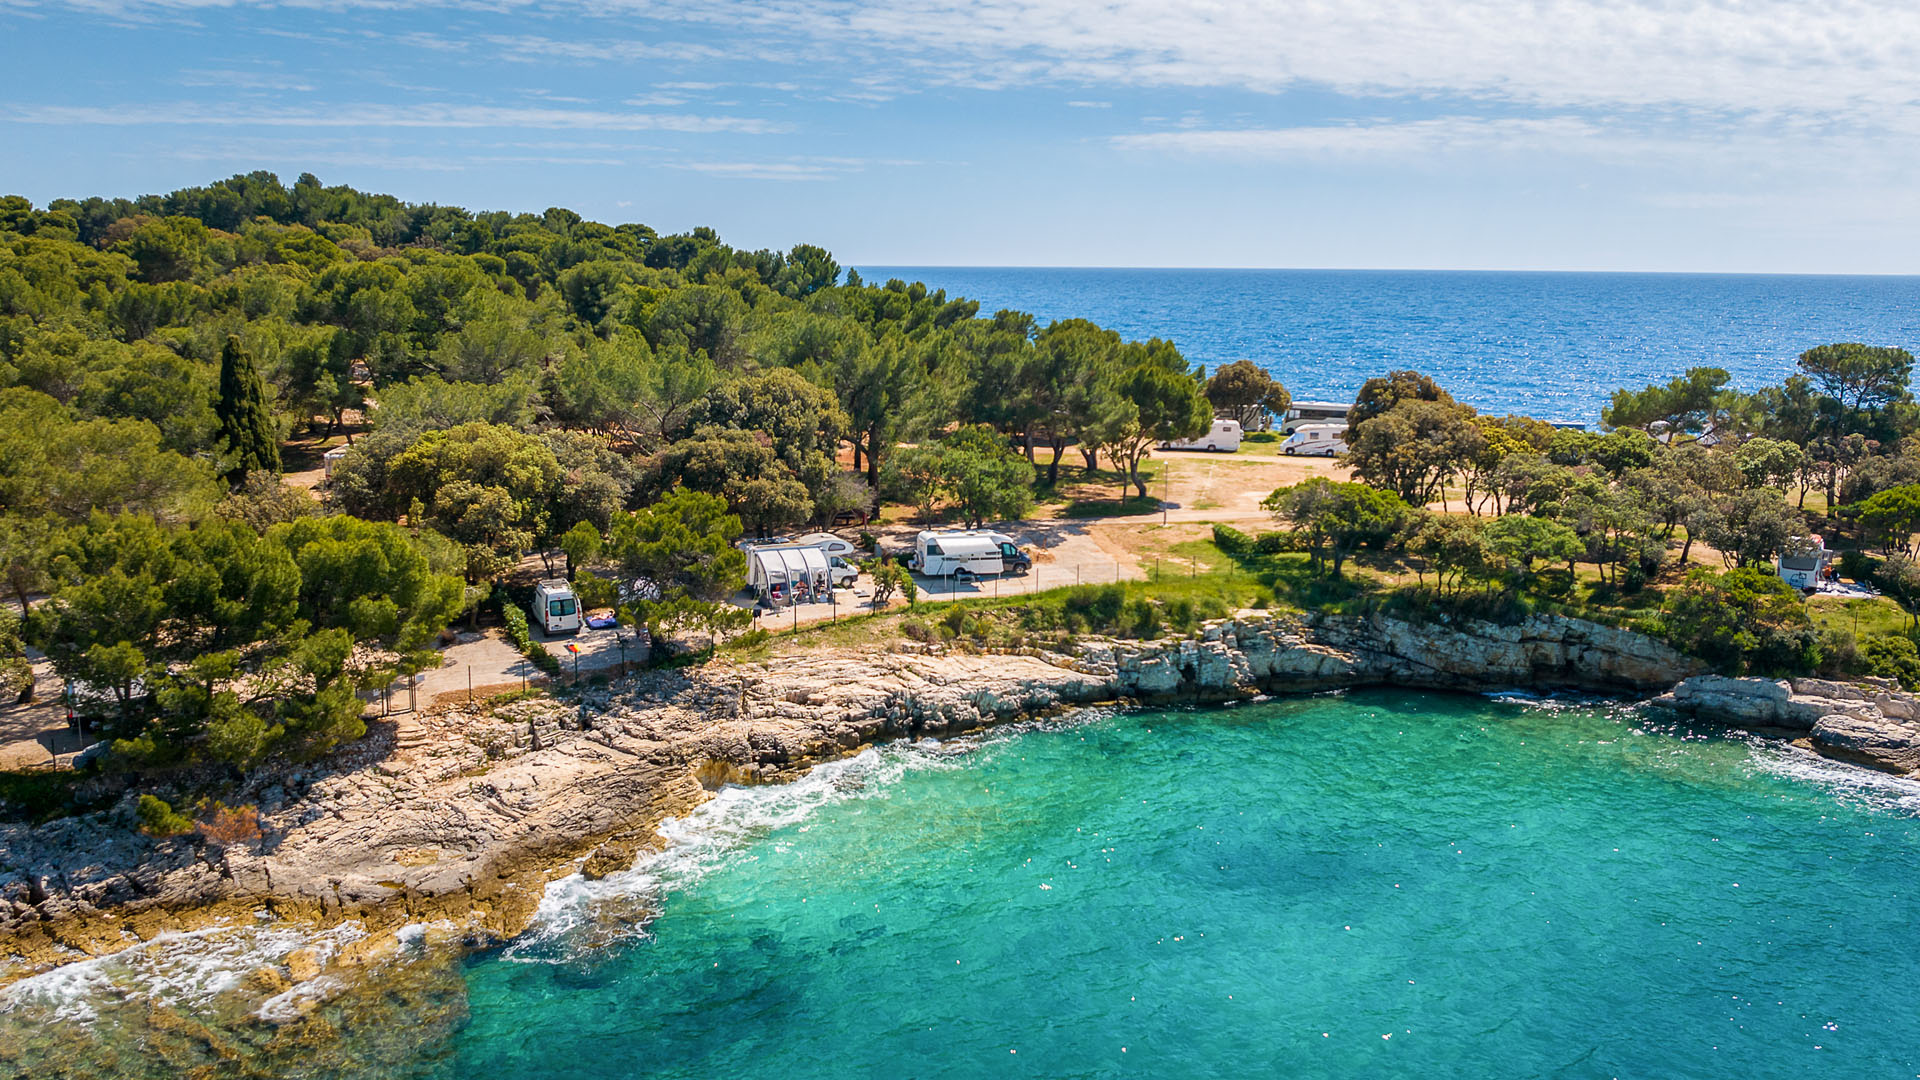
11, 691, 1920, 1077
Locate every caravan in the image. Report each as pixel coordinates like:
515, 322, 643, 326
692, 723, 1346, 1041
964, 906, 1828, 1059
1162, 418, 1243, 453
1281, 400, 1352, 434
912, 531, 1007, 577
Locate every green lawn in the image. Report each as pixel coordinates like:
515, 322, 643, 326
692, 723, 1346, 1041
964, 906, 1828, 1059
1808, 595, 1913, 639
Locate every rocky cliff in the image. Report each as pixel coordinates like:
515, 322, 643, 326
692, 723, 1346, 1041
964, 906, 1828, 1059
0, 611, 1858, 983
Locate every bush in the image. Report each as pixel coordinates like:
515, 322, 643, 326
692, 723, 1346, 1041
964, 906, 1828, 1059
136, 795, 193, 838
1839, 549, 1881, 583
198, 802, 264, 847
1213, 524, 1253, 555
901, 617, 934, 643
900, 573, 919, 609
503, 603, 562, 675
1654, 567, 1821, 675
1252, 531, 1293, 555
721, 628, 771, 653
1861, 635, 1920, 688
503, 604, 534, 651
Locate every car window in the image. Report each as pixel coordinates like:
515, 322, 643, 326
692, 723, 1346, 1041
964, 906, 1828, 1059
549, 599, 576, 617
925, 541, 943, 556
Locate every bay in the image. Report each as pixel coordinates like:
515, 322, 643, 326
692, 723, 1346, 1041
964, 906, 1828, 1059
447, 692, 1920, 1079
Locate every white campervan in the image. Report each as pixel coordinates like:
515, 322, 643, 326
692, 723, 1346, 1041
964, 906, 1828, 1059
792, 532, 858, 559
1162, 418, 1243, 453
912, 531, 1006, 577
1280, 423, 1347, 456
533, 579, 581, 635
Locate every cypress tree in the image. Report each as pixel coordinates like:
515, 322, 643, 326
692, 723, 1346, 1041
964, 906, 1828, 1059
216, 334, 281, 484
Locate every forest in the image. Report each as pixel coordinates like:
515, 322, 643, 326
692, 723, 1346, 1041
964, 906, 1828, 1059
5, 170, 1920, 798
0, 171, 1218, 781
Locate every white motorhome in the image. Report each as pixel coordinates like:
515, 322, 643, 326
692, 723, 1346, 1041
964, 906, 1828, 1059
913, 531, 1006, 577
1282, 400, 1353, 434
533, 579, 581, 635
791, 532, 858, 559
1162, 418, 1243, 453
1280, 423, 1347, 456
747, 545, 854, 606
1776, 535, 1833, 591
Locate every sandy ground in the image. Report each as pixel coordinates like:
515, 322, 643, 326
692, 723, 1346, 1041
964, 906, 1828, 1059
0, 652, 74, 771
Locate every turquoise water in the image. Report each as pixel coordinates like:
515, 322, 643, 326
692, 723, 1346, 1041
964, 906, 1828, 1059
859, 268, 1920, 424
445, 692, 1920, 1079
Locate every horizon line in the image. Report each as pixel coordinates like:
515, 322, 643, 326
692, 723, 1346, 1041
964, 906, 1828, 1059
851, 264, 1920, 279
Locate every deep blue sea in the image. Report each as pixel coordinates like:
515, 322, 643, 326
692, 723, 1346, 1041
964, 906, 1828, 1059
859, 268, 1920, 424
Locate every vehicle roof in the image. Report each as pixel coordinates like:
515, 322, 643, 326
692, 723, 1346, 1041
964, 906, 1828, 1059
918, 532, 1002, 556
793, 531, 848, 546
1292, 400, 1353, 410
1290, 422, 1348, 431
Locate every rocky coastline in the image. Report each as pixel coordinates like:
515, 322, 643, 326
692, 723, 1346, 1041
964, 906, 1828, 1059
4, 610, 1917, 991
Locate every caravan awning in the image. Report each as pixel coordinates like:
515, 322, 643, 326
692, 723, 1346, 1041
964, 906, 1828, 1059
752, 545, 830, 585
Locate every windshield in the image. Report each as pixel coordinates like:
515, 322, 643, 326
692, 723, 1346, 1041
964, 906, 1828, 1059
549, 598, 576, 617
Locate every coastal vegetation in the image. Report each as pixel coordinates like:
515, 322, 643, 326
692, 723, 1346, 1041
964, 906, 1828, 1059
4, 171, 1920, 819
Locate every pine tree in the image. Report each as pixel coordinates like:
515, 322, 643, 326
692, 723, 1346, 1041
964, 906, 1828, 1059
216, 334, 281, 485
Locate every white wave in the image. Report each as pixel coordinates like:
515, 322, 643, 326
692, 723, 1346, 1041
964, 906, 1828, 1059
509, 710, 1112, 962
1, 917, 366, 1023
254, 975, 342, 1024
1746, 739, 1920, 816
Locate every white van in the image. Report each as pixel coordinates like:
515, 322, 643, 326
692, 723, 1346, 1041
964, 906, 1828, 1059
533, 579, 581, 635
1280, 423, 1347, 456
913, 531, 1006, 577
1162, 418, 1242, 453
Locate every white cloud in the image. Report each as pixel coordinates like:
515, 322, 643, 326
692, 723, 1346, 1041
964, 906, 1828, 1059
44, 1, 1920, 131
178, 68, 316, 92
1109, 117, 1607, 158
5, 102, 788, 133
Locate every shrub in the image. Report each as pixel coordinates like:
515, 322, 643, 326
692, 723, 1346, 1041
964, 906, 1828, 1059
901, 617, 934, 643
722, 628, 771, 653
1121, 597, 1162, 639
1839, 549, 1881, 583
1861, 635, 1920, 688
527, 642, 562, 676
900, 573, 918, 609
1166, 597, 1199, 634
198, 802, 264, 847
503, 604, 534, 651
1654, 567, 1821, 675
1252, 531, 1293, 555
1212, 524, 1253, 555
136, 795, 194, 838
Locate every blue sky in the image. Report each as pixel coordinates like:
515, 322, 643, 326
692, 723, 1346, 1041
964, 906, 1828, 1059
4, 0, 1919, 273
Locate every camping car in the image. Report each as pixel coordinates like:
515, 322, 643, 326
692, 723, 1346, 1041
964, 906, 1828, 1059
1282, 400, 1353, 434
533, 579, 581, 635
1162, 418, 1243, 453
1280, 423, 1347, 456
1776, 535, 1833, 591
792, 532, 858, 559
912, 531, 1007, 577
